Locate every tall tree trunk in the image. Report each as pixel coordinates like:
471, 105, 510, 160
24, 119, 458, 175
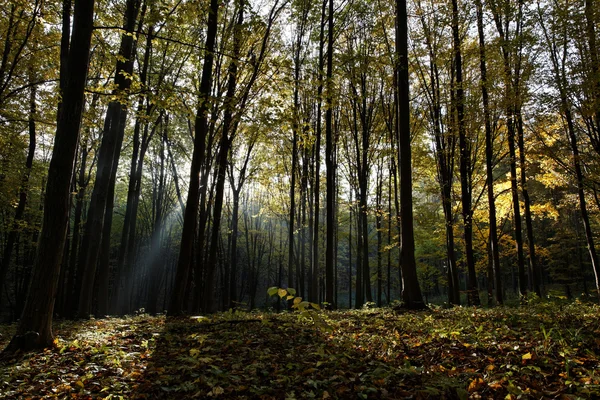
168, 0, 219, 316
540, 11, 600, 301
147, 127, 168, 315
376, 165, 383, 307
490, 0, 527, 300
452, 0, 479, 306
516, 110, 539, 296
3, 0, 94, 351
113, 22, 153, 315
418, 3, 459, 305
324, 0, 336, 309
396, 0, 424, 309
77, 0, 141, 317
310, 0, 327, 305
348, 193, 353, 308
476, 0, 502, 305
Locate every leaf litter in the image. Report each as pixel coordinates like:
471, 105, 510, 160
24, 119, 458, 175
0, 301, 599, 399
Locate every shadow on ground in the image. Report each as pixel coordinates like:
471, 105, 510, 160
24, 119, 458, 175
132, 313, 463, 399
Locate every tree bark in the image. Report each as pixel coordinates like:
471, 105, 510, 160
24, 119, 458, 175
476, 0, 502, 305
77, 0, 141, 317
452, 0, 479, 306
168, 0, 219, 316
3, 0, 94, 351
396, 0, 424, 309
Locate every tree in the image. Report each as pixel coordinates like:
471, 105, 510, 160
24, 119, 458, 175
168, 0, 220, 316
476, 0, 502, 305
76, 0, 142, 317
396, 0, 424, 309
538, 0, 600, 302
3, 0, 95, 351
325, 0, 336, 308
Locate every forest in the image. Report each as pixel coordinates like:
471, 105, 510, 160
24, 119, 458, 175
0, 0, 599, 361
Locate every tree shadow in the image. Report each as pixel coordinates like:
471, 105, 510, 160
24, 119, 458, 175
133, 313, 463, 399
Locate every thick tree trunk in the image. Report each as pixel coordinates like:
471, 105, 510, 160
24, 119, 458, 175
396, 0, 424, 309
204, 0, 244, 313
3, 0, 94, 352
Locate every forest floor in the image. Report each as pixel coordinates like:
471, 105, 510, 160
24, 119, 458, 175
0, 301, 599, 399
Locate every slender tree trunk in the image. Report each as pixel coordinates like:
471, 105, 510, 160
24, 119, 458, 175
310, 0, 327, 305
376, 166, 383, 307
64, 144, 88, 316
77, 0, 141, 317
516, 110, 540, 296
113, 23, 153, 315
0, 73, 37, 305
204, 0, 245, 313
452, 0, 479, 306
168, 0, 219, 316
476, 0, 502, 305
491, 0, 527, 300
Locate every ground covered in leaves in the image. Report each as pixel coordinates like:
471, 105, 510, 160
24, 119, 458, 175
0, 301, 599, 399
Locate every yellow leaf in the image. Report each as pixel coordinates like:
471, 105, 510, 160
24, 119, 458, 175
75, 381, 84, 389
467, 377, 484, 393
293, 297, 302, 305
522, 352, 532, 360
278, 288, 287, 298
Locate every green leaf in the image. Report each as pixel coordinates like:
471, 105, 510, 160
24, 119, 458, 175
287, 288, 297, 296
268, 287, 279, 297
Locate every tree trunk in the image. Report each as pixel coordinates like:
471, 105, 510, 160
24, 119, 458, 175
3, 0, 94, 352
396, 0, 424, 309
168, 0, 219, 316
204, 0, 245, 313
476, 0, 502, 305
452, 0, 479, 306
325, 0, 335, 309
490, 0, 527, 300
113, 23, 153, 315
77, 0, 141, 317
